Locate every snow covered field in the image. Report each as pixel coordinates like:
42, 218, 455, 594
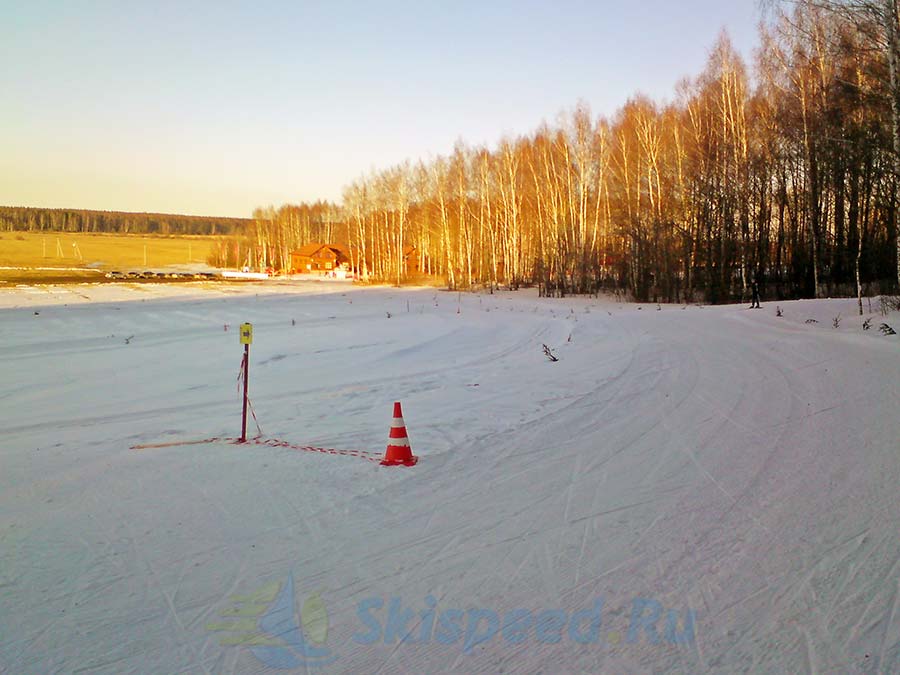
1, 282, 898, 675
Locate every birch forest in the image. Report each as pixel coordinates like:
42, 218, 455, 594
216, 2, 900, 304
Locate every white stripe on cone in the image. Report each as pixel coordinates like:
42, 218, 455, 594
387, 437, 410, 447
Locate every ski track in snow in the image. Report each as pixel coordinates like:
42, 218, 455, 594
0, 285, 898, 674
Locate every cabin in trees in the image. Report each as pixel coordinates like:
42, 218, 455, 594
290, 243, 351, 273
348, 245, 424, 277
403, 245, 424, 273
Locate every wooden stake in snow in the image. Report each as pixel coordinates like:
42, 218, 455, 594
239, 323, 253, 442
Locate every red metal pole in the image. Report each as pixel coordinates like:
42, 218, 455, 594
240, 343, 249, 442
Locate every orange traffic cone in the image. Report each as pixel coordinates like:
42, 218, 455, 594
381, 401, 418, 466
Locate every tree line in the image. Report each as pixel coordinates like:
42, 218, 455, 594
0, 206, 250, 237
5, 2, 897, 306
233, 1, 899, 307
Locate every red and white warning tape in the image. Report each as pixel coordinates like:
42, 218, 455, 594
131, 359, 381, 462
130, 436, 382, 463
251, 437, 383, 462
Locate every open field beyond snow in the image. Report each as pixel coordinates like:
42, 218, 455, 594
0, 232, 216, 276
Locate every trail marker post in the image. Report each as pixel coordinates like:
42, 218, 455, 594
239, 322, 253, 442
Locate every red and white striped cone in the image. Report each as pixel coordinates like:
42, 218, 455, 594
381, 401, 418, 466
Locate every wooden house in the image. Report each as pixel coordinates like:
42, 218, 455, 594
290, 243, 351, 273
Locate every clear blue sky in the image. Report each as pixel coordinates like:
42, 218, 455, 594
1, 0, 762, 217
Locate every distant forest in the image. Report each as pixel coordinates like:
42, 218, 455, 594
0, 206, 250, 237
226, 1, 900, 306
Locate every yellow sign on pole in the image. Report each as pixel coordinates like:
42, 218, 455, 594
240, 322, 253, 345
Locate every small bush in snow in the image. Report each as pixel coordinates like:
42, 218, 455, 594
776, 306, 783, 317
879, 323, 897, 335
863, 318, 872, 331
805, 318, 818, 324
832, 314, 841, 329
879, 295, 899, 316
542, 344, 559, 362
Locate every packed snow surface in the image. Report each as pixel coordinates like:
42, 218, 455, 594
1, 281, 898, 674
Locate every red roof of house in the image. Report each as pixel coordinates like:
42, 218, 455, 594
294, 243, 329, 257
292, 243, 353, 258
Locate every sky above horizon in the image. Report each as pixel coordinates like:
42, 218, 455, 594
1, 1, 762, 218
